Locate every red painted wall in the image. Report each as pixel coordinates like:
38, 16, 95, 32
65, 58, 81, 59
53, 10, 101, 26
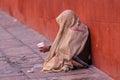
0, 0, 120, 79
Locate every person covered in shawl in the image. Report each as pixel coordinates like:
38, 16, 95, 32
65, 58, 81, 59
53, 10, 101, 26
39, 10, 92, 72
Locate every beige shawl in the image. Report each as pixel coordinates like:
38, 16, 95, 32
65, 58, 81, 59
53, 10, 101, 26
42, 10, 89, 72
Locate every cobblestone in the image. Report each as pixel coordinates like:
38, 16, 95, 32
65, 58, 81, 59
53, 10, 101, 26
0, 10, 113, 80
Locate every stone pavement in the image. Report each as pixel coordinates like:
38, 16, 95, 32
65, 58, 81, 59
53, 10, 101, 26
0, 10, 113, 80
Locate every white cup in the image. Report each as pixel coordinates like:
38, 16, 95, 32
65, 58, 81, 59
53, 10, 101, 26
37, 42, 45, 47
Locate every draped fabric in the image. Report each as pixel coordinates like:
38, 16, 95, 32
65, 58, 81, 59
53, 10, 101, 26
42, 10, 89, 72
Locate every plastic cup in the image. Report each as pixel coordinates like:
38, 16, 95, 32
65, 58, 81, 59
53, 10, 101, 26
37, 42, 45, 47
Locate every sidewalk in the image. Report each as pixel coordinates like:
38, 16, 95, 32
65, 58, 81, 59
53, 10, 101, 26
0, 10, 112, 80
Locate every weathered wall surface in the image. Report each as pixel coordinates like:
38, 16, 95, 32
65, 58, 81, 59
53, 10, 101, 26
0, 0, 120, 79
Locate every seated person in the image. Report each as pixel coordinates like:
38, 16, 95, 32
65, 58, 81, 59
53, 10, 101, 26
39, 10, 92, 72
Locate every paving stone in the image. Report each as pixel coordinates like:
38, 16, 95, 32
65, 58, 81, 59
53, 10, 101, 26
0, 26, 2, 30
26, 78, 47, 80
35, 78, 47, 80
0, 28, 14, 40
6, 23, 28, 33
0, 52, 2, 57
36, 70, 111, 80
6, 23, 51, 45
22, 67, 112, 80
0, 14, 28, 29
25, 79, 38, 80
0, 57, 6, 61
22, 68, 93, 79
0, 39, 23, 49
0, 75, 28, 80
7, 27, 44, 43
0, 61, 24, 78
0, 11, 20, 29
0, 61, 10, 70
2, 46, 43, 68
0, 16, 18, 28
5, 20, 27, 29
2, 46, 38, 57
88, 66, 113, 80
9, 56, 43, 68
45, 74, 100, 80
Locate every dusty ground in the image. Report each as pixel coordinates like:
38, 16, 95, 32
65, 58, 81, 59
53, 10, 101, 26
0, 10, 112, 80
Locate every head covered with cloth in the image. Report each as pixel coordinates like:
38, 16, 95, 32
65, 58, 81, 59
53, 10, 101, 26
42, 10, 90, 72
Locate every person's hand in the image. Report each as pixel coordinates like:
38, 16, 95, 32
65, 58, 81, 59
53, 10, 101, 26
39, 46, 50, 53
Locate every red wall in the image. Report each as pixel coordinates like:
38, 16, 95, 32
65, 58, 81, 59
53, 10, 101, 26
0, 0, 120, 79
